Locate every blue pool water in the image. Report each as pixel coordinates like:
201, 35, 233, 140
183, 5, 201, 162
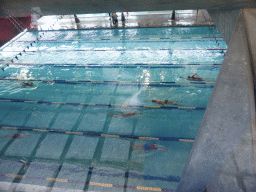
0, 26, 226, 191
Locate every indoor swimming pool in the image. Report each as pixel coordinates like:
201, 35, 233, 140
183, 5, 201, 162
0, 26, 226, 191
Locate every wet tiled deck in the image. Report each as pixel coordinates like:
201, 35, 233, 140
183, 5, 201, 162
35, 10, 214, 31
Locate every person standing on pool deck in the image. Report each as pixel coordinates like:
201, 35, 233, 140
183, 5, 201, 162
111, 13, 118, 24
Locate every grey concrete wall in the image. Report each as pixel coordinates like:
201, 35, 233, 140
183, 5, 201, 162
208, 9, 241, 45
243, 9, 256, 88
177, 9, 256, 192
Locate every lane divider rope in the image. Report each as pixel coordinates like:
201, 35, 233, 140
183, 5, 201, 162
0, 79, 215, 85
2, 48, 227, 53
0, 161, 180, 183
16, 36, 223, 42
2, 63, 222, 66
0, 126, 195, 142
1, 173, 175, 191
0, 98, 206, 111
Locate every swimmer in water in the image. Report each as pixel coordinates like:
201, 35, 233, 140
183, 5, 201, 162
131, 143, 167, 151
21, 82, 33, 87
187, 73, 203, 81
108, 112, 136, 117
146, 99, 179, 106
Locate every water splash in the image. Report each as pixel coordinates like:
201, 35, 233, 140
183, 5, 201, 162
16, 69, 34, 80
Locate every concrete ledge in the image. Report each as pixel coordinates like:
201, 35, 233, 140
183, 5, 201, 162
244, 9, 256, 87
177, 9, 256, 191
208, 9, 240, 45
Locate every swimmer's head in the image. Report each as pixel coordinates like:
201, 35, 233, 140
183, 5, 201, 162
30, 82, 33, 85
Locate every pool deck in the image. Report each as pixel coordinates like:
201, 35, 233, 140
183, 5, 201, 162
33, 10, 214, 31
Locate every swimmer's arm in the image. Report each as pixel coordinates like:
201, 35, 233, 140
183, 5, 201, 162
191, 74, 198, 78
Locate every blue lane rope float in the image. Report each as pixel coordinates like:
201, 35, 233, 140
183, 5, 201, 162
5, 63, 222, 67
16, 36, 223, 42
0, 98, 206, 111
0, 79, 215, 85
0, 126, 195, 142
14, 39, 225, 44
209, 25, 226, 55
2, 48, 227, 53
